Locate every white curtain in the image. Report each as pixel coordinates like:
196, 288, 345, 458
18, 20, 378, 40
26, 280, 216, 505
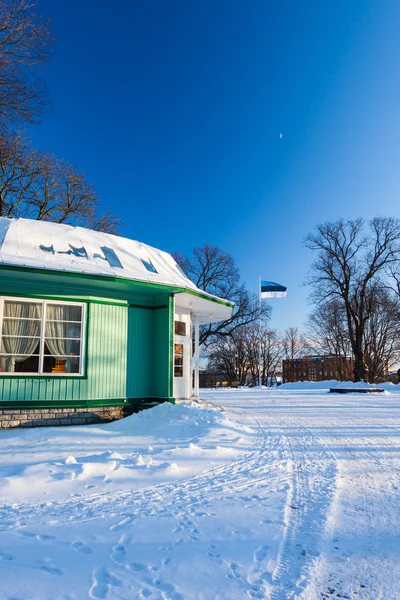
1, 301, 41, 372
45, 304, 81, 373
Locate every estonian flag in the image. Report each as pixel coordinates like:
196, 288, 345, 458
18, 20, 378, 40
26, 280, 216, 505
260, 280, 287, 298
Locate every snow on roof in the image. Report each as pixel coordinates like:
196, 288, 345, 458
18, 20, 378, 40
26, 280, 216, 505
0, 217, 200, 292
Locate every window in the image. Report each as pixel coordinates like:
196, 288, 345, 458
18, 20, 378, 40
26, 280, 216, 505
174, 343, 183, 377
175, 320, 186, 336
141, 258, 157, 273
0, 298, 85, 375
101, 246, 123, 268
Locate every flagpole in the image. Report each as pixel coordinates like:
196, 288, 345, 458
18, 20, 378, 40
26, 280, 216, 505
258, 275, 262, 387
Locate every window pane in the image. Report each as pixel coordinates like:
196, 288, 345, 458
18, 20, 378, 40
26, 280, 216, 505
0, 338, 40, 373
174, 366, 183, 377
1, 338, 40, 354
141, 258, 157, 273
43, 355, 80, 374
45, 322, 81, 339
43, 340, 81, 357
2, 318, 41, 337
174, 343, 183, 355
3, 300, 42, 320
12, 355, 40, 373
46, 304, 82, 322
175, 321, 186, 336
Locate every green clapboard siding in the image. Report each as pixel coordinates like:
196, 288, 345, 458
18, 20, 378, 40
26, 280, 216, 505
152, 303, 172, 399
126, 307, 153, 398
126, 305, 171, 399
0, 302, 128, 403
86, 303, 128, 400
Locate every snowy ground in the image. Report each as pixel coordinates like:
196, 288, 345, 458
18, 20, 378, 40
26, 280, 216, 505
1, 385, 400, 599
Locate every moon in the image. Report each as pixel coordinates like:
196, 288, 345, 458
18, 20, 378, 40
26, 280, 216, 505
279, 133, 283, 139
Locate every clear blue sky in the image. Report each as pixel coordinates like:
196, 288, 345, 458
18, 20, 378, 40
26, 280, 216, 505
31, 0, 400, 332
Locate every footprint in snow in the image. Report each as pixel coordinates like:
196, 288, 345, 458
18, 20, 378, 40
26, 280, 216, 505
126, 561, 147, 572
111, 543, 126, 565
18, 531, 55, 541
153, 579, 184, 600
253, 545, 269, 564
18, 531, 36, 538
36, 534, 56, 541
226, 562, 243, 582
72, 540, 92, 555
119, 533, 133, 545
206, 544, 222, 560
247, 587, 265, 599
38, 560, 64, 576
89, 567, 122, 599
0, 550, 14, 561
109, 516, 133, 531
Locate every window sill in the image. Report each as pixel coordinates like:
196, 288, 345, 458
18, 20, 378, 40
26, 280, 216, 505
0, 373, 86, 379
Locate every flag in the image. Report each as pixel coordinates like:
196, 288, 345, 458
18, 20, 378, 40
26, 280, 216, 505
260, 280, 287, 298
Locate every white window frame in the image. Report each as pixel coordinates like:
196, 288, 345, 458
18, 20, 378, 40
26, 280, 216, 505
0, 296, 86, 376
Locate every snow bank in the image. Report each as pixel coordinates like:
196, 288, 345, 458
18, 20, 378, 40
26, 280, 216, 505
278, 379, 400, 393
0, 402, 252, 504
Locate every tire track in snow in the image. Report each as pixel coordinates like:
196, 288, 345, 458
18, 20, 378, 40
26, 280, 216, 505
299, 413, 400, 599
265, 418, 338, 600
0, 411, 337, 600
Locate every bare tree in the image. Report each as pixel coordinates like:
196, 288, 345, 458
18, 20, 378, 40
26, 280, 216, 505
306, 300, 353, 379
0, 131, 39, 216
207, 329, 251, 386
207, 323, 282, 387
90, 209, 122, 236
282, 326, 307, 360
0, 132, 122, 232
0, 0, 52, 126
0, 3, 122, 233
173, 244, 270, 347
305, 218, 400, 381
246, 325, 283, 386
281, 326, 308, 382
364, 290, 400, 382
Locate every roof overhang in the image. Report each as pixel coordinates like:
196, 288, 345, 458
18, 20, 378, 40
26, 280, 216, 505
174, 291, 234, 324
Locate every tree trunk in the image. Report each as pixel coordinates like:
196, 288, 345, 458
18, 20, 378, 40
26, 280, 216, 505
353, 328, 368, 382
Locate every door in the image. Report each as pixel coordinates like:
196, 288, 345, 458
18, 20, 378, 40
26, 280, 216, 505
173, 314, 191, 399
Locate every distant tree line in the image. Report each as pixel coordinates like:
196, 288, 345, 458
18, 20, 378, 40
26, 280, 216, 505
173, 241, 308, 386
179, 218, 400, 386
0, 0, 121, 232
206, 325, 307, 386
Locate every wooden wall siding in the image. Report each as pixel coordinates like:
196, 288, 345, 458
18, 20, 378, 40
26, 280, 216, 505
126, 305, 171, 399
152, 305, 171, 399
86, 303, 128, 400
0, 268, 178, 307
126, 307, 153, 398
0, 303, 128, 402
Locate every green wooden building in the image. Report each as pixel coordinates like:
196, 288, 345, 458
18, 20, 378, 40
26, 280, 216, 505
0, 218, 233, 428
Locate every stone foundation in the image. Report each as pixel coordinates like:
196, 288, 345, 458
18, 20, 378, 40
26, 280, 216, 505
0, 406, 135, 429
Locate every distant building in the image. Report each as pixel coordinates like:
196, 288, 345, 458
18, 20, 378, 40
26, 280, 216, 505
282, 355, 354, 383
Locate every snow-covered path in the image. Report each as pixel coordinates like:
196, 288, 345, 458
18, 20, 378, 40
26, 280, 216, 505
1, 389, 400, 599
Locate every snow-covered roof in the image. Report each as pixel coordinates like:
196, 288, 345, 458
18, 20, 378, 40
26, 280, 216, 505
0, 219, 229, 309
